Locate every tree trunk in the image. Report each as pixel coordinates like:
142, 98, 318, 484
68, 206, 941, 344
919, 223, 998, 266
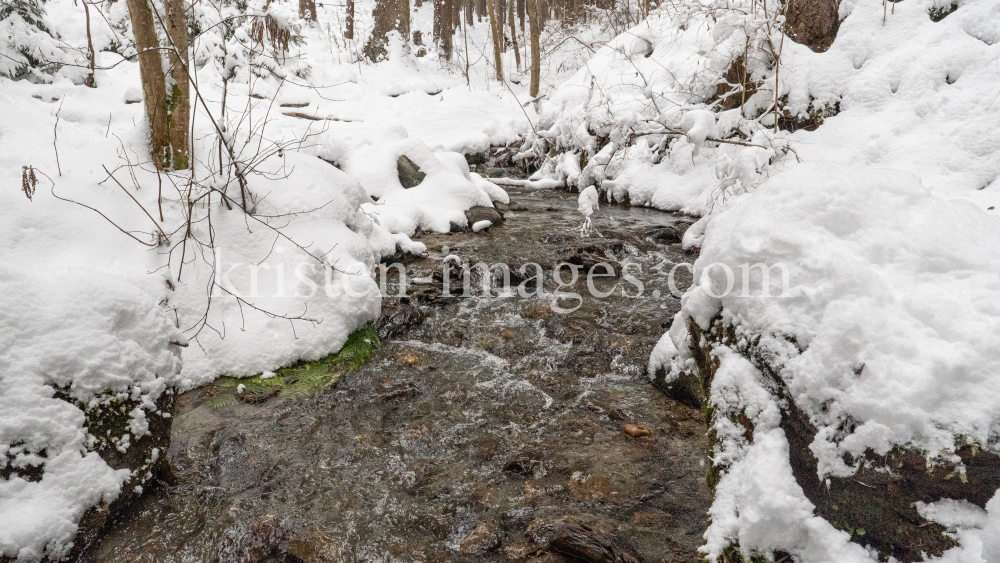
299, 0, 316, 19
526, 0, 540, 96
365, 0, 398, 60
516, 0, 524, 30
125, 0, 170, 169
441, 0, 453, 60
508, 0, 520, 71
497, 0, 506, 51
476, 0, 485, 22
82, 0, 96, 87
398, 0, 410, 46
164, 0, 189, 170
465, 0, 473, 25
346, 0, 354, 38
487, 0, 503, 81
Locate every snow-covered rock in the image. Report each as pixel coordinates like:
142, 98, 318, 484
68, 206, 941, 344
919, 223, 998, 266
0, 265, 184, 561
662, 162, 1000, 562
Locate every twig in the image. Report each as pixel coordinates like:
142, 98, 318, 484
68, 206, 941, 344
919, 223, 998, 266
53, 99, 64, 176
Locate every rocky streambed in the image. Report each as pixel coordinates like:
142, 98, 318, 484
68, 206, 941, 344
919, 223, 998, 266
88, 184, 710, 563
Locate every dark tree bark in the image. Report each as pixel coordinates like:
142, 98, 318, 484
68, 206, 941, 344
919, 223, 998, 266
299, 0, 316, 19
399, 0, 410, 44
487, 0, 502, 80
365, 0, 400, 60
516, 0, 524, 30
526, 0, 540, 96
784, 0, 841, 52
508, 0, 520, 71
346, 0, 354, 38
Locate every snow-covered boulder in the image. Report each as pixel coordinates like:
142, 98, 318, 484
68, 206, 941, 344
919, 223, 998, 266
0, 265, 184, 561
655, 162, 1000, 562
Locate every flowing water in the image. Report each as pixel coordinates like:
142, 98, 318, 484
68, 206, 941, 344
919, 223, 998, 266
90, 184, 711, 563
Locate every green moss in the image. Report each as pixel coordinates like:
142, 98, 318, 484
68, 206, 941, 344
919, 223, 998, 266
209, 323, 380, 407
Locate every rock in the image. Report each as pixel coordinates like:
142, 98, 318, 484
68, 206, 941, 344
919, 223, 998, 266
685, 317, 1000, 562
568, 472, 614, 501
396, 352, 423, 366
651, 365, 703, 410
65, 389, 177, 557
465, 152, 487, 166
504, 542, 539, 560
465, 205, 503, 226
622, 424, 651, 439
501, 330, 515, 339
458, 522, 501, 553
397, 155, 426, 188
527, 514, 641, 563
784, 0, 841, 52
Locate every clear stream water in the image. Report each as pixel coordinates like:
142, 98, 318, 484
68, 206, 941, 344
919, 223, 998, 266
90, 185, 711, 563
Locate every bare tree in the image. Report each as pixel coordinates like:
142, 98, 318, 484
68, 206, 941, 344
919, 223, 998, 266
164, 0, 189, 170
508, 0, 520, 71
398, 0, 410, 45
526, 0, 540, 95
487, 0, 503, 80
434, 0, 453, 60
122, 0, 189, 170
125, 0, 171, 169
299, 0, 317, 20
346, 0, 354, 38
82, 0, 96, 87
365, 0, 400, 60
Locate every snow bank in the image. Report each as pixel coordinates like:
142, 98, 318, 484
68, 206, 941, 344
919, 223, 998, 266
316, 125, 508, 235
661, 162, 1000, 561
532, 0, 1000, 215
0, 265, 183, 561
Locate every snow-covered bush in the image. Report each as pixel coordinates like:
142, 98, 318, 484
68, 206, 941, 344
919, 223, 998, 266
522, 0, 794, 213
0, 0, 67, 79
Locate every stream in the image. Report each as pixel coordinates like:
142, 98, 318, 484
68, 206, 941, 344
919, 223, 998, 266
89, 182, 711, 563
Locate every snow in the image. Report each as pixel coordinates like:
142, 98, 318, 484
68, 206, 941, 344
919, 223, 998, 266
665, 162, 1000, 561
471, 219, 492, 232
0, 264, 183, 561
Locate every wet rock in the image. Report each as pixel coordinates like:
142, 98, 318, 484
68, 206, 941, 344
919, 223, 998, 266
568, 473, 614, 501
501, 330, 515, 339
631, 510, 676, 528
527, 515, 642, 563
622, 424, 651, 439
397, 155, 426, 188
651, 365, 703, 410
465, 152, 487, 166
646, 223, 692, 244
784, 0, 841, 52
376, 297, 425, 340
395, 351, 424, 366
69, 390, 176, 556
466, 205, 504, 225
459, 522, 501, 553
505, 541, 539, 559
